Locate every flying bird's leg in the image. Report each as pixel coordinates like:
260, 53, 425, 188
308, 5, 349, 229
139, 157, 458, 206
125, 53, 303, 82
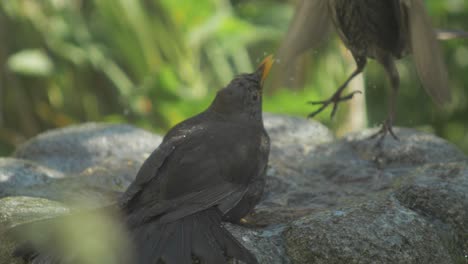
307, 55, 366, 119
370, 55, 400, 142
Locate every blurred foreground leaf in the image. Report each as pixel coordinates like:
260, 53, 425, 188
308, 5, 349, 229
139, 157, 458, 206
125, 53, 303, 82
7, 49, 54, 77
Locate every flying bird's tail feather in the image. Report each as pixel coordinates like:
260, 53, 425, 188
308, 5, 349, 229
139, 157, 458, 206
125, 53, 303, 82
130, 207, 258, 264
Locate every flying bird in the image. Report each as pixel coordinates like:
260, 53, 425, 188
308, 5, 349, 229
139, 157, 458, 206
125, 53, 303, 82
276, 0, 452, 139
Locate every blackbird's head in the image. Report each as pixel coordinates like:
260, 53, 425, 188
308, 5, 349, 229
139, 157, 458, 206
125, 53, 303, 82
210, 55, 273, 121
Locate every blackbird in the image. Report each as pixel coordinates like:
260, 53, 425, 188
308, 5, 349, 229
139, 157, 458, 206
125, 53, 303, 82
12, 55, 274, 264
276, 0, 451, 139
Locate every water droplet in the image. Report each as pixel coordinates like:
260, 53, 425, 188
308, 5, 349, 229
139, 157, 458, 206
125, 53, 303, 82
242, 236, 251, 242
333, 210, 345, 216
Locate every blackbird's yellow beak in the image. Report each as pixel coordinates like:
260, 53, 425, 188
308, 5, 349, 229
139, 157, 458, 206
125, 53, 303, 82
256, 55, 274, 85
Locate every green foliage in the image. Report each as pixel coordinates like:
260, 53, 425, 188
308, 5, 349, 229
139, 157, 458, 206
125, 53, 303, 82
0, 0, 467, 155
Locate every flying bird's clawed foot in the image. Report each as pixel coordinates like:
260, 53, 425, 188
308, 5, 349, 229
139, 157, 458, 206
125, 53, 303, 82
369, 118, 399, 146
307, 90, 362, 119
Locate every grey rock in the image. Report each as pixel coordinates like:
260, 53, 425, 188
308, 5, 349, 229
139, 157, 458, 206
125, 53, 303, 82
0, 196, 69, 230
395, 164, 468, 261
14, 123, 162, 175
7, 123, 162, 204
0, 158, 135, 204
0, 158, 64, 197
263, 113, 334, 158
251, 127, 468, 226
227, 224, 290, 264
343, 127, 466, 166
249, 114, 334, 225
284, 197, 455, 264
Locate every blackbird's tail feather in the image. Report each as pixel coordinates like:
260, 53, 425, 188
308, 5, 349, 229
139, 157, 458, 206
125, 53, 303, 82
131, 207, 258, 264
12, 208, 257, 264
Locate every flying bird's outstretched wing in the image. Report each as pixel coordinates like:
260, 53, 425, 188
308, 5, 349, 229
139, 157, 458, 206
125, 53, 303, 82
273, 0, 330, 88
402, 0, 451, 106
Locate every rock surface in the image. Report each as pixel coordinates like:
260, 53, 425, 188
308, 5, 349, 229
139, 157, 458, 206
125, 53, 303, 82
0, 114, 467, 263
14, 123, 162, 175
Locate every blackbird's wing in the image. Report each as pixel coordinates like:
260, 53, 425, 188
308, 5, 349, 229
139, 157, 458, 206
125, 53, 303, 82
401, 0, 450, 106
119, 112, 209, 208
273, 0, 330, 88
125, 182, 245, 227
123, 124, 260, 227
118, 134, 181, 208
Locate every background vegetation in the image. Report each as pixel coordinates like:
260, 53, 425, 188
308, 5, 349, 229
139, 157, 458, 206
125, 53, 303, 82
0, 0, 467, 155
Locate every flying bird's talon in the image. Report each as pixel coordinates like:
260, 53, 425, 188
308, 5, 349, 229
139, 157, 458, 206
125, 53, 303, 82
369, 119, 399, 142
331, 103, 339, 119
341, 90, 362, 100
307, 98, 328, 105
307, 89, 362, 119
307, 105, 327, 119
388, 127, 399, 141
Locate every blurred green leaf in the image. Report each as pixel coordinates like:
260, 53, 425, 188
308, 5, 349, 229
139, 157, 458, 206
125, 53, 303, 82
7, 49, 54, 77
